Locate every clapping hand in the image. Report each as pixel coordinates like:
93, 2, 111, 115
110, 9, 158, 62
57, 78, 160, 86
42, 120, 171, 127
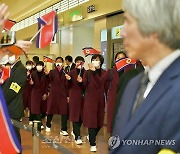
88, 63, 96, 71
44, 67, 49, 75
65, 74, 71, 80
42, 94, 47, 101
29, 78, 34, 85
77, 75, 82, 83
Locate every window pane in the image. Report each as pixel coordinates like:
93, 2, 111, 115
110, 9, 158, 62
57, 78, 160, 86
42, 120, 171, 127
60, 0, 68, 12
79, 0, 89, 5
69, 0, 78, 9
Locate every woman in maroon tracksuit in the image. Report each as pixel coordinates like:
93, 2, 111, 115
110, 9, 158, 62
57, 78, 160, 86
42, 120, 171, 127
46, 57, 69, 135
102, 52, 127, 134
30, 61, 48, 130
65, 56, 85, 144
23, 60, 34, 123
78, 54, 108, 152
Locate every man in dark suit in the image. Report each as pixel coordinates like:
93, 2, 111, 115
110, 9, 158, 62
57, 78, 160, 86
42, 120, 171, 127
64, 55, 76, 73
2, 51, 27, 144
110, 0, 180, 154
64, 55, 76, 120
32, 55, 39, 71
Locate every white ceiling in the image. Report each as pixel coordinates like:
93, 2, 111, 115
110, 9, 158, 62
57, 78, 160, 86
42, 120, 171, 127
0, 0, 61, 21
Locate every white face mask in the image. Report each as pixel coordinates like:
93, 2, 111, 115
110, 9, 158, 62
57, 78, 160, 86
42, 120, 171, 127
0, 55, 9, 65
36, 66, 43, 72
26, 65, 32, 70
77, 65, 82, 69
55, 63, 62, 67
9, 55, 16, 64
92, 61, 100, 68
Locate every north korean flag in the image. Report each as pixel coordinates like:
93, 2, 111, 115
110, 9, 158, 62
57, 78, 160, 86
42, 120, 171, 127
36, 11, 58, 48
56, 65, 63, 72
4, 19, 16, 31
0, 67, 11, 85
82, 47, 101, 57
0, 88, 22, 153
43, 56, 54, 63
75, 62, 84, 68
115, 58, 137, 72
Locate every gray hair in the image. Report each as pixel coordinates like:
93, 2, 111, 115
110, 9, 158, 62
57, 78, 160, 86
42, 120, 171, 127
123, 0, 180, 49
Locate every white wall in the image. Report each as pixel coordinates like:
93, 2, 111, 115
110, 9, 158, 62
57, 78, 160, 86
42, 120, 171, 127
60, 21, 94, 69
73, 26, 94, 58
60, 27, 73, 59
73, 26, 94, 69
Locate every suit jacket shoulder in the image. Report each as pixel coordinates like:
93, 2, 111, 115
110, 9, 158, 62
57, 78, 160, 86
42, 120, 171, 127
71, 63, 76, 70
112, 57, 180, 154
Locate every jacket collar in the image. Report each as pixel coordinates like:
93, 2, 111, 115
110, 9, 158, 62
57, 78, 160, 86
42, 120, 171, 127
11, 61, 21, 73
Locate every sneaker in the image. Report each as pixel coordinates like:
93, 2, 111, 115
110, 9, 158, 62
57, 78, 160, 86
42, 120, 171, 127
71, 131, 75, 140
87, 135, 89, 141
75, 138, 82, 145
90, 146, 97, 152
60, 130, 68, 136
41, 125, 44, 130
45, 126, 51, 133
29, 121, 33, 125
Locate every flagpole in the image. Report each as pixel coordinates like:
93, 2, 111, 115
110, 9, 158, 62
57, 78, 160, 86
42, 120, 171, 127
63, 70, 67, 75
22, 50, 29, 60
45, 61, 47, 69
30, 26, 44, 42
79, 66, 82, 76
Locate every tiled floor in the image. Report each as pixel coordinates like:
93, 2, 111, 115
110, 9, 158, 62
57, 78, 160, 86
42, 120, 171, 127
21, 115, 109, 154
